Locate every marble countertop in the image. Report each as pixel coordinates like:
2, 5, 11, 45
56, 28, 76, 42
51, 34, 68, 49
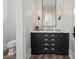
31, 31, 69, 33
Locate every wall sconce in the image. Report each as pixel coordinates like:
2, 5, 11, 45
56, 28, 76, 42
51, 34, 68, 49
38, 16, 40, 20
58, 10, 64, 20
37, 10, 41, 20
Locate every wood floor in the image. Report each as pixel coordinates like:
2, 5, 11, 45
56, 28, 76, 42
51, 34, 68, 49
3, 54, 16, 59
3, 49, 70, 59
3, 54, 70, 59
29, 54, 70, 59
3, 48, 16, 59
3, 49, 69, 59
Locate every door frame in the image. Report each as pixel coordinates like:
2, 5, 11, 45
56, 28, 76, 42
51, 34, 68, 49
16, 0, 26, 59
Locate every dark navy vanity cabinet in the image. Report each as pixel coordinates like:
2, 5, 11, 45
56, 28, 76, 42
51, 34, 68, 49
31, 32, 69, 55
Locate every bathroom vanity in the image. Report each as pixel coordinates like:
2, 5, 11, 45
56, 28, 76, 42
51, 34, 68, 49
30, 0, 72, 56
31, 31, 69, 55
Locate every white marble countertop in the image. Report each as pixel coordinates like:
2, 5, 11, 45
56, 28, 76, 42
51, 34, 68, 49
31, 31, 69, 33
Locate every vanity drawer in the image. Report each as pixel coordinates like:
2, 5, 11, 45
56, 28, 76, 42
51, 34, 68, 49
42, 47, 50, 53
42, 43, 50, 46
50, 43, 56, 47
42, 38, 58, 45
41, 47, 57, 53
41, 42, 57, 49
31, 33, 56, 38
43, 38, 56, 41
50, 47, 56, 52
31, 33, 67, 37
43, 33, 56, 38
31, 33, 49, 37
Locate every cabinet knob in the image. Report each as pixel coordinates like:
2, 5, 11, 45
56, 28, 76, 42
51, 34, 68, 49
44, 34, 48, 36
44, 48, 48, 50
44, 39, 48, 41
51, 48, 55, 50
44, 43, 48, 45
51, 44, 55, 46
51, 39, 55, 41
51, 35, 55, 36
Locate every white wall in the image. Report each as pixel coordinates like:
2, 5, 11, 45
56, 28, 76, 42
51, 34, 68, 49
63, 0, 75, 33
31, 0, 75, 33
3, 0, 16, 49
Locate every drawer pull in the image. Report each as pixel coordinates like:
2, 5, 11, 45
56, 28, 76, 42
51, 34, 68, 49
51, 44, 55, 46
44, 48, 48, 50
44, 34, 48, 36
51, 35, 55, 36
51, 39, 55, 41
51, 48, 55, 50
44, 39, 48, 41
44, 43, 48, 45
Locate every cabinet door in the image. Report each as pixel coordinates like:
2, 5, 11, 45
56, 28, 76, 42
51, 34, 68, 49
54, 33, 69, 49
31, 36, 42, 48
31, 37, 40, 54
62, 34, 69, 49
57, 33, 69, 54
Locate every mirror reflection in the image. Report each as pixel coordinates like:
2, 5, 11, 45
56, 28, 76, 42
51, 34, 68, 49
42, 0, 56, 27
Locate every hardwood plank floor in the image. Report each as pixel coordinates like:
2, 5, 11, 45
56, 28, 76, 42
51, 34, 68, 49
29, 54, 70, 59
3, 54, 16, 59
3, 54, 70, 59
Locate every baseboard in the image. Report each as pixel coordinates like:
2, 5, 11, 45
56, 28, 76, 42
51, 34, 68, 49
69, 49, 73, 59
26, 49, 31, 59
69, 54, 72, 59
